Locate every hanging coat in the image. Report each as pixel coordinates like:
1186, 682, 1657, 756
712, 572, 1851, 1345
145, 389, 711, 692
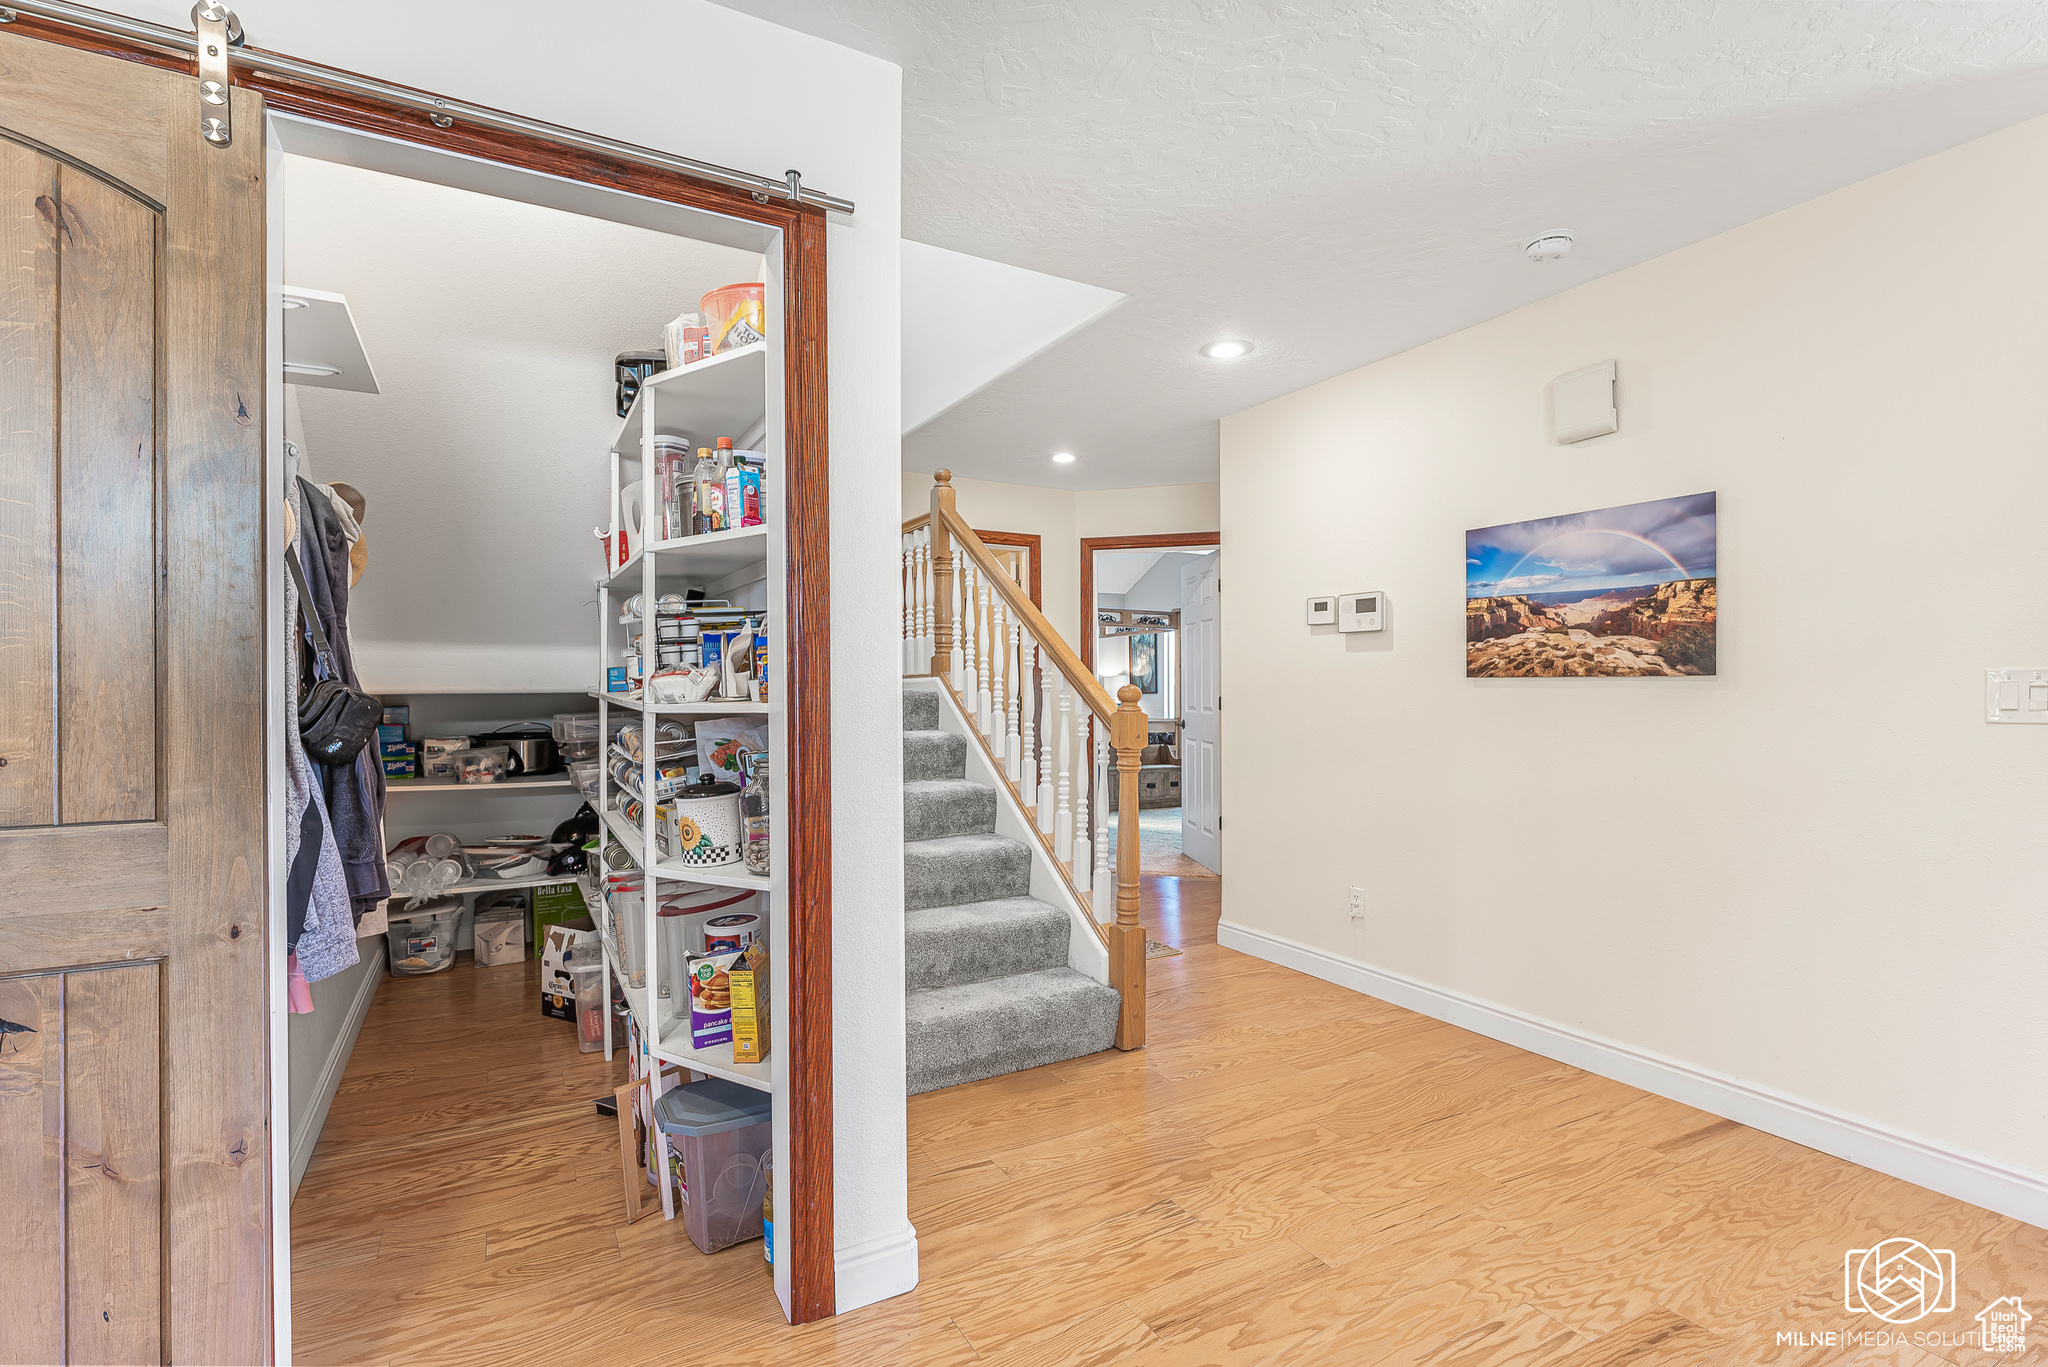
295, 474, 391, 918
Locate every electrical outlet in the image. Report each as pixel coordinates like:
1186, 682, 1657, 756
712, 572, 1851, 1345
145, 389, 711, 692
1348, 887, 1365, 920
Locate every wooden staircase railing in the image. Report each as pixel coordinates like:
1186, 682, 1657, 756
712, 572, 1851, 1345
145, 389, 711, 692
902, 471, 1148, 1049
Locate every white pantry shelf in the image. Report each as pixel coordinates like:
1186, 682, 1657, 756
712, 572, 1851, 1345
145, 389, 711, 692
654, 1023, 772, 1094
599, 807, 775, 893
602, 525, 768, 588
587, 687, 767, 716
611, 340, 767, 457
385, 772, 575, 795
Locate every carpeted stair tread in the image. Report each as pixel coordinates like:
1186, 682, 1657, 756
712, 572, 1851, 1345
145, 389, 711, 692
906, 967, 1120, 1095
903, 728, 965, 782
905, 833, 1032, 911
906, 896, 1070, 990
904, 778, 997, 843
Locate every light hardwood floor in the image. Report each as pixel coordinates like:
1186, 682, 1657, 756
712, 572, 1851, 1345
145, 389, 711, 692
294, 878, 2046, 1366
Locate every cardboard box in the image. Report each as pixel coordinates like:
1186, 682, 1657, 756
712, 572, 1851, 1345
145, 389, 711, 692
381, 755, 417, 779
531, 881, 588, 959
381, 706, 410, 726
539, 916, 597, 1020
685, 949, 739, 1049
729, 938, 770, 1064
379, 739, 415, 759
376, 724, 407, 748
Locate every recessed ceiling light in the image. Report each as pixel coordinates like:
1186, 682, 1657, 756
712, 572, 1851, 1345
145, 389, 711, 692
281, 295, 309, 310
283, 361, 342, 377
1201, 339, 1251, 360
1052, 452, 1076, 464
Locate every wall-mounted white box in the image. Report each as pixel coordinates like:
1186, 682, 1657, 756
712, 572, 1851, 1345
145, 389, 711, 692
1554, 359, 1617, 444
1338, 592, 1384, 633
1307, 596, 1336, 626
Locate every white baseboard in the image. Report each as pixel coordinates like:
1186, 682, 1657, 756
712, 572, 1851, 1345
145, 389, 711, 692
1217, 919, 2048, 1231
835, 1223, 920, 1315
288, 941, 386, 1199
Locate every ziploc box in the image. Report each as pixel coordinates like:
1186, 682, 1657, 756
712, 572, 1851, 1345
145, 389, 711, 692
382, 706, 410, 726
686, 949, 740, 1049
729, 938, 770, 1064
377, 724, 407, 748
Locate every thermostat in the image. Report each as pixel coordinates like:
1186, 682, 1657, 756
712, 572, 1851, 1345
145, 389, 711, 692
1306, 596, 1336, 626
1338, 592, 1384, 633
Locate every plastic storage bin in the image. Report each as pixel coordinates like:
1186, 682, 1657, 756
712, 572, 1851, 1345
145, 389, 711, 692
572, 962, 605, 1053
386, 900, 461, 975
655, 1078, 772, 1253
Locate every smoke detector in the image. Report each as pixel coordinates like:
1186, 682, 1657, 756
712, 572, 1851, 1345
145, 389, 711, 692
1524, 230, 1575, 264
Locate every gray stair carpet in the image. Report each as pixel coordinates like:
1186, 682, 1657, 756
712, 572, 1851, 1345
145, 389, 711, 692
902, 686, 1119, 1095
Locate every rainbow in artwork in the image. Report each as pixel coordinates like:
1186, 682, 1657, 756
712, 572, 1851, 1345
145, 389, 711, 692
1465, 492, 1717, 677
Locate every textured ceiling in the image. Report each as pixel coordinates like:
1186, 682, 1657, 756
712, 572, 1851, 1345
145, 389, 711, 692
714, 0, 2048, 489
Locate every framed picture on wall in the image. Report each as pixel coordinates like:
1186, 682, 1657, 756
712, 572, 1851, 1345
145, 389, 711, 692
1129, 633, 1159, 693
1465, 491, 1717, 678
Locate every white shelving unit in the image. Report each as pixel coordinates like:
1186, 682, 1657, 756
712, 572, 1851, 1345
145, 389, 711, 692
386, 772, 575, 795
592, 321, 791, 1312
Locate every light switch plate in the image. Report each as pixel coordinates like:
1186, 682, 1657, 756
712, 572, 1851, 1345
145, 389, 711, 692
1307, 596, 1336, 626
1985, 668, 2048, 723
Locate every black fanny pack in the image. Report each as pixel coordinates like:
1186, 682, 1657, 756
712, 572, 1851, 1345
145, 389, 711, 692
287, 547, 380, 765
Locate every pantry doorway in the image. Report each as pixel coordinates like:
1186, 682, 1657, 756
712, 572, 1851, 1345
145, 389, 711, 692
0, 8, 843, 1353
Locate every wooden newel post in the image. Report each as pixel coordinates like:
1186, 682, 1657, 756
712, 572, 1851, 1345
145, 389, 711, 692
1109, 684, 1147, 1050
929, 470, 956, 681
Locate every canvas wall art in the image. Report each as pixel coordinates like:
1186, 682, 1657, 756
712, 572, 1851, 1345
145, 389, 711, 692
1128, 633, 1160, 693
1466, 492, 1717, 677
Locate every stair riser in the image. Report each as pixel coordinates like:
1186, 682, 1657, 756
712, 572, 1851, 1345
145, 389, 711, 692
903, 729, 966, 782
905, 840, 1031, 912
903, 689, 941, 732
904, 783, 996, 843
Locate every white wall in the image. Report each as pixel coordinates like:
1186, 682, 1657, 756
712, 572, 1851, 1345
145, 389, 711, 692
1220, 111, 2048, 1188
903, 471, 1219, 648
138, 0, 909, 1314
900, 241, 1123, 435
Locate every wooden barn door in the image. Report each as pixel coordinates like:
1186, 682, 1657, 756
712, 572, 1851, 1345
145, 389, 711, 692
0, 31, 270, 1366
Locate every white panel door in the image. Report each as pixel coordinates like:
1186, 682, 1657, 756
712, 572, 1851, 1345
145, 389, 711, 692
1180, 554, 1221, 873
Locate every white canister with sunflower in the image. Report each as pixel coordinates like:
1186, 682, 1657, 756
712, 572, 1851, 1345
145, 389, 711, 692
664, 774, 745, 868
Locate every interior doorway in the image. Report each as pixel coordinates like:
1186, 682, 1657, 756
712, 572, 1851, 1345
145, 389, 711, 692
1081, 533, 1221, 882
267, 103, 832, 1351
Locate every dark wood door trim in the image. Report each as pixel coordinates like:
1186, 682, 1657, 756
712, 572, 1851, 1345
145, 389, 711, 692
1080, 532, 1219, 672
3, 18, 837, 1328
974, 529, 1041, 608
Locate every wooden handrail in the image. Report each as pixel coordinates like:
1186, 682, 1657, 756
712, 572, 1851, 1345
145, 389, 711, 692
926, 469, 1147, 1050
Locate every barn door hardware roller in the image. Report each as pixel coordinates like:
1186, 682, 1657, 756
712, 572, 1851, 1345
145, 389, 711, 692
1, 0, 855, 212
192, 2, 244, 147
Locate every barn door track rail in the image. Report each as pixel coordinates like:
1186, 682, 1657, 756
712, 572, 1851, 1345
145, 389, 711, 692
0, 0, 853, 213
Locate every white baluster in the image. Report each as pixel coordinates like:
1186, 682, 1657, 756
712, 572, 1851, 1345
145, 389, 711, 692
1072, 712, 1091, 893
988, 596, 1006, 760
919, 528, 934, 673
901, 532, 914, 676
1005, 620, 1022, 783
960, 560, 977, 704
1018, 633, 1036, 800
1094, 727, 1111, 895
1037, 647, 1055, 832
944, 534, 961, 689
1054, 674, 1074, 862
976, 579, 994, 735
